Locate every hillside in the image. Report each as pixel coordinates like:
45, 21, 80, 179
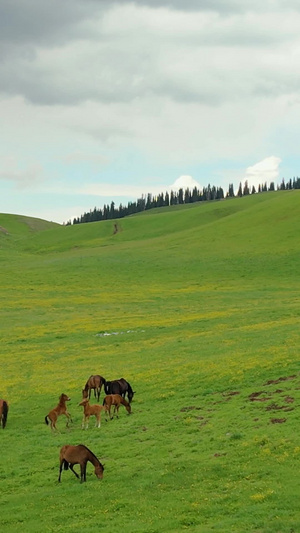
1, 189, 299, 254
1, 190, 300, 532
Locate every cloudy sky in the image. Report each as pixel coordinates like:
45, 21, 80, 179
1, 0, 299, 223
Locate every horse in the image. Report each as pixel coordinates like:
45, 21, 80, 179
45, 393, 72, 431
104, 378, 135, 403
78, 398, 107, 429
58, 444, 104, 483
0, 399, 8, 429
82, 375, 106, 402
103, 394, 131, 420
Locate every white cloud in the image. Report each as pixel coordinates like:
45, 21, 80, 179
63, 152, 108, 166
0, 156, 44, 188
243, 156, 282, 189
170, 175, 202, 190
80, 183, 161, 197
79, 175, 203, 198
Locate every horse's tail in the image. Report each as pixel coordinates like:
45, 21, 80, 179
102, 397, 106, 406
2, 401, 8, 428
102, 377, 106, 385
45, 415, 49, 425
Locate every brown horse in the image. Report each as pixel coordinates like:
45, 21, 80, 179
78, 398, 107, 429
82, 375, 106, 402
45, 393, 72, 431
103, 394, 131, 420
0, 399, 8, 429
58, 444, 104, 483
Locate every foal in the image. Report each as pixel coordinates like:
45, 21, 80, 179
45, 393, 72, 431
0, 399, 8, 429
78, 398, 107, 429
58, 444, 104, 483
103, 394, 131, 420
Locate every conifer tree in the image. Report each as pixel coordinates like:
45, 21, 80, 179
227, 183, 234, 197
243, 180, 250, 195
237, 182, 243, 197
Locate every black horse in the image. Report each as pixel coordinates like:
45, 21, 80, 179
104, 378, 135, 403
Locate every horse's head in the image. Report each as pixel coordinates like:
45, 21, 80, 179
94, 463, 104, 479
128, 390, 136, 403
82, 389, 89, 399
60, 394, 71, 402
78, 398, 88, 406
126, 403, 132, 415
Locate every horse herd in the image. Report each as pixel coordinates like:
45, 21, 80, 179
1, 374, 135, 484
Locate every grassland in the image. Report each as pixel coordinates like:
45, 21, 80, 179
1, 191, 300, 532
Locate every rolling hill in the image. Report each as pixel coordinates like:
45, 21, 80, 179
1, 190, 300, 532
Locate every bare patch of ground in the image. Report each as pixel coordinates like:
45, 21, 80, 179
180, 406, 202, 412
264, 375, 296, 385
270, 418, 287, 424
249, 391, 272, 402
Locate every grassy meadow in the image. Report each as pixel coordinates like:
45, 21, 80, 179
1, 191, 300, 532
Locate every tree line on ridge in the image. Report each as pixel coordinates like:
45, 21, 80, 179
65, 177, 300, 226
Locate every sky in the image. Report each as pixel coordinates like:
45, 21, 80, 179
1, 0, 299, 224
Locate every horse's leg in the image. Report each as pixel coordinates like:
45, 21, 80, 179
65, 411, 72, 427
89, 388, 91, 399
69, 464, 79, 479
96, 413, 101, 428
58, 460, 64, 482
85, 415, 90, 429
116, 404, 120, 418
97, 388, 100, 402
82, 415, 85, 430
80, 463, 85, 483
51, 416, 57, 432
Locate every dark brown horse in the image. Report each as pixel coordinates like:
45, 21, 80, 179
58, 444, 104, 483
104, 378, 135, 403
45, 393, 72, 431
0, 399, 8, 429
82, 375, 106, 402
103, 394, 131, 420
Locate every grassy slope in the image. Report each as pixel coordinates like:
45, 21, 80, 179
1, 191, 300, 532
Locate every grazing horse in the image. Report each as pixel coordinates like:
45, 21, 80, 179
45, 393, 72, 431
58, 444, 104, 483
104, 378, 135, 403
82, 375, 106, 402
103, 394, 131, 420
0, 399, 8, 429
78, 398, 107, 429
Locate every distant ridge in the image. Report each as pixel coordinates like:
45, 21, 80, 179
0, 213, 59, 238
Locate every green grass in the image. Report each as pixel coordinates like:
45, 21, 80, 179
1, 191, 300, 532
